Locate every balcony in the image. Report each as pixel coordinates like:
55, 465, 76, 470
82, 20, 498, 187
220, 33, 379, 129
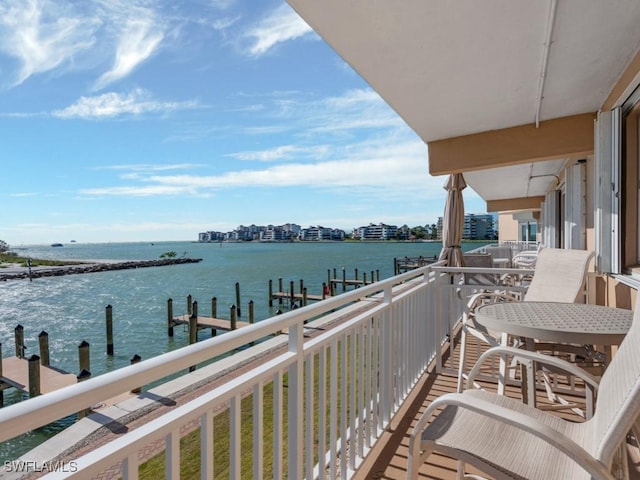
0, 259, 637, 479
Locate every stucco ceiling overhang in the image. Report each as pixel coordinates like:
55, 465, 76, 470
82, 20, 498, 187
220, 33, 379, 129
287, 0, 640, 207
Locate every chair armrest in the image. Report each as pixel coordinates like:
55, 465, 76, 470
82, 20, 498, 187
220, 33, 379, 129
467, 345, 601, 392
409, 392, 615, 480
465, 291, 520, 315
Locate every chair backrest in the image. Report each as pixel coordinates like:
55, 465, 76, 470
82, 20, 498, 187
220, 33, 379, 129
592, 300, 640, 464
483, 245, 513, 267
462, 253, 495, 286
523, 248, 594, 302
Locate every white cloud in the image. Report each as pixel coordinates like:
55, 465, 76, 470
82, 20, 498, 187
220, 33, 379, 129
229, 145, 329, 162
244, 4, 314, 56
52, 89, 197, 119
0, 0, 99, 86
77, 137, 433, 198
93, 16, 164, 90
98, 163, 204, 172
80, 185, 197, 197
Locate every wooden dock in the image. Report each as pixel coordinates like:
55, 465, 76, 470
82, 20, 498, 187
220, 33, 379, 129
172, 314, 249, 332
0, 356, 76, 395
270, 291, 326, 303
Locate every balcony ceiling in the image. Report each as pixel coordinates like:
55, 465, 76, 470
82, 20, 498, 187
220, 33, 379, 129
287, 0, 640, 205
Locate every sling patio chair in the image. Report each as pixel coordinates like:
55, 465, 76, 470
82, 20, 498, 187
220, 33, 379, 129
483, 244, 514, 268
407, 299, 640, 480
456, 248, 595, 394
462, 253, 498, 287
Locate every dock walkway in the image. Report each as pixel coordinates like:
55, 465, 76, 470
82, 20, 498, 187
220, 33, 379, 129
172, 314, 249, 332
0, 356, 76, 395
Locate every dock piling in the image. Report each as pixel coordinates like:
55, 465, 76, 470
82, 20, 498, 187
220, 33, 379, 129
211, 297, 218, 336
79, 341, 90, 374
167, 298, 174, 337
235, 282, 241, 317
0, 343, 3, 406
189, 302, 198, 372
278, 278, 283, 305
189, 302, 198, 344
187, 294, 193, 316
14, 324, 24, 359
38, 331, 50, 366
130, 355, 142, 394
230, 305, 237, 330
28, 354, 41, 398
268, 279, 273, 307
106, 305, 114, 355
249, 301, 255, 346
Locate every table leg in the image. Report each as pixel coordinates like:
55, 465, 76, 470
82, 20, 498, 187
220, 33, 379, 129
522, 338, 536, 406
498, 332, 508, 395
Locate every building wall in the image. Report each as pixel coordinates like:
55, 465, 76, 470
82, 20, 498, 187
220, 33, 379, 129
497, 213, 519, 243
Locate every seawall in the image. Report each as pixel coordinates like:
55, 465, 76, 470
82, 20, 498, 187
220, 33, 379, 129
0, 258, 202, 281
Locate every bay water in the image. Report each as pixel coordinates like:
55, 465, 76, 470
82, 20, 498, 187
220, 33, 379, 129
0, 240, 484, 461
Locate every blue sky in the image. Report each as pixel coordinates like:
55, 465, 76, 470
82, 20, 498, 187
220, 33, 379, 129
0, 0, 484, 246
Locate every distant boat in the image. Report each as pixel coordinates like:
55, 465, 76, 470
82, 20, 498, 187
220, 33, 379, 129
70, 240, 77, 243
51, 243, 63, 247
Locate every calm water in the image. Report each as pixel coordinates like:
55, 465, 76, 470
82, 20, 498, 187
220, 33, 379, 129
0, 240, 484, 461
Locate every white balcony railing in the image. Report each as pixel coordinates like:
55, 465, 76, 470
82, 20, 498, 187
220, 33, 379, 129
1, 261, 467, 480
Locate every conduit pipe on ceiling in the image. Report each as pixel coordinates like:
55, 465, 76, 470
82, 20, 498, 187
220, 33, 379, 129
535, 0, 557, 128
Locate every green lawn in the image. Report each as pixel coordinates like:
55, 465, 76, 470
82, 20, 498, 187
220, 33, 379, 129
0, 252, 84, 268
138, 341, 368, 479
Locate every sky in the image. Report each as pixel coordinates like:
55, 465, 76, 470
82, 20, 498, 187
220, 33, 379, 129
0, 0, 485, 246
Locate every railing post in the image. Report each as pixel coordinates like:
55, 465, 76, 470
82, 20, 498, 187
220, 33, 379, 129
380, 285, 393, 425
287, 322, 304, 480
433, 267, 445, 373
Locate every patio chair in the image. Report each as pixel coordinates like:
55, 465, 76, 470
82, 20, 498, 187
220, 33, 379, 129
512, 249, 539, 269
457, 247, 595, 393
483, 244, 513, 267
462, 253, 497, 287
407, 299, 640, 480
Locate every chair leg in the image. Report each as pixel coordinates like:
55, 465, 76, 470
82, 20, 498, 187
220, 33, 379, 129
456, 460, 465, 480
497, 332, 509, 395
457, 327, 468, 392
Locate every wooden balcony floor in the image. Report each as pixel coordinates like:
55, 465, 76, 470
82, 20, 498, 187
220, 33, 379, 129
354, 336, 640, 480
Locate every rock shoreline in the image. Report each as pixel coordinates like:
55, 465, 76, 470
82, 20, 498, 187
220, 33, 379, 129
0, 258, 202, 281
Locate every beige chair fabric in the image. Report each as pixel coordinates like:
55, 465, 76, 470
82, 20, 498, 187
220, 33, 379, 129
407, 299, 640, 480
523, 247, 594, 303
456, 248, 595, 392
462, 253, 496, 286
